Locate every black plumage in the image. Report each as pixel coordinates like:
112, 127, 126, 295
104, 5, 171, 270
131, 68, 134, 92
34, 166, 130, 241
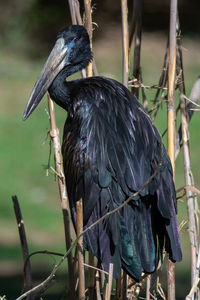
23, 25, 182, 281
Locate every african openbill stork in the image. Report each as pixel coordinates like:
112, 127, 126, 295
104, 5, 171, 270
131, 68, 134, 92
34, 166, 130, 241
23, 25, 182, 280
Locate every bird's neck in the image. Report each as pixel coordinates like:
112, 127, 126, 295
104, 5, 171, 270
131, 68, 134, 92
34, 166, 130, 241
48, 61, 90, 110
48, 67, 73, 110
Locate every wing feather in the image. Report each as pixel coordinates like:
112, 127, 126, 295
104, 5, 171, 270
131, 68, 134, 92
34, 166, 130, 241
62, 76, 182, 279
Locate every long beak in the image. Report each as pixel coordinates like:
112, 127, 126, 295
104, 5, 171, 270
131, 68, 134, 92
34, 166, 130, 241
23, 37, 68, 120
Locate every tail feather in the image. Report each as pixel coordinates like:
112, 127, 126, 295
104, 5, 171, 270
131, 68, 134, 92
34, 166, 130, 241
83, 183, 182, 280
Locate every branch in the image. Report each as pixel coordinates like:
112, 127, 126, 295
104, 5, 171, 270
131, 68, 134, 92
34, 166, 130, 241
12, 196, 33, 300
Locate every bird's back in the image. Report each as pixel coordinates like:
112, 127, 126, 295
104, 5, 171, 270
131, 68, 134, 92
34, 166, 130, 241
62, 76, 182, 280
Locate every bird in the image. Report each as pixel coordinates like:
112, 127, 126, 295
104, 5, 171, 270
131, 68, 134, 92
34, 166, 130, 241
23, 25, 182, 281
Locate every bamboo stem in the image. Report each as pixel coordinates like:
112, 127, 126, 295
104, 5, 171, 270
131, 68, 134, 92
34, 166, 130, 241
121, 0, 129, 87
76, 198, 85, 300
48, 95, 76, 299
167, 0, 177, 299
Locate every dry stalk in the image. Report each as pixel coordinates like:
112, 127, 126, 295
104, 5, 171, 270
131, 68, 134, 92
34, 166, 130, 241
150, 40, 169, 120
84, 0, 93, 78
68, 0, 82, 25
121, 0, 129, 87
12, 196, 33, 300
115, 275, 123, 300
96, 271, 102, 300
47, 95, 76, 299
82, 2, 97, 297
87, 254, 95, 299
175, 22, 199, 298
179, 78, 199, 297
105, 264, 113, 300
185, 278, 200, 300
167, 1, 178, 299
130, 0, 143, 99
146, 275, 151, 300
175, 77, 200, 159
76, 198, 85, 300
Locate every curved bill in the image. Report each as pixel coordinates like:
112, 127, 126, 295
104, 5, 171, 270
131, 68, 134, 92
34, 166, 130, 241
23, 37, 68, 120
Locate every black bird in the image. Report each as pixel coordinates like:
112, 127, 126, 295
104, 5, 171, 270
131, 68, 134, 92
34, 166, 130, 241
23, 25, 182, 281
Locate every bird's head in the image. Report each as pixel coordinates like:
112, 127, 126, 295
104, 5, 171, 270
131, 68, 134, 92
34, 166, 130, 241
23, 25, 92, 120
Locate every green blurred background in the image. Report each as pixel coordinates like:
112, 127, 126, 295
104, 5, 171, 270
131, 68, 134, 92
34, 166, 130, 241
0, 0, 200, 299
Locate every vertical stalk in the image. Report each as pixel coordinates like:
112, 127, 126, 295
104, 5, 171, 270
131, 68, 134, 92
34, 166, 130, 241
131, 0, 143, 98
83, 2, 96, 297
167, 0, 177, 299
12, 196, 33, 300
115, 277, 122, 300
121, 0, 129, 87
176, 27, 199, 294
88, 254, 95, 299
96, 271, 102, 300
180, 91, 198, 289
146, 275, 151, 300
76, 198, 85, 300
68, 0, 82, 25
48, 95, 76, 299
84, 0, 93, 77
105, 264, 114, 300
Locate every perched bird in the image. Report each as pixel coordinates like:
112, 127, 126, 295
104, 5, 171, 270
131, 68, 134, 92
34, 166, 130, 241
23, 25, 182, 281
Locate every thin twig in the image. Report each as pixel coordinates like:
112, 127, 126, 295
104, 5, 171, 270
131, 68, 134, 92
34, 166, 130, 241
83, 263, 109, 276
176, 185, 200, 197
185, 277, 200, 300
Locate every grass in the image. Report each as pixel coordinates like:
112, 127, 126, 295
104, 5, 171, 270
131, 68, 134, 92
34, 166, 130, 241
0, 31, 200, 299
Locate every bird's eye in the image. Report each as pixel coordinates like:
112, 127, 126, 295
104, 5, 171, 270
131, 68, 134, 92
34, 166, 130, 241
73, 37, 79, 43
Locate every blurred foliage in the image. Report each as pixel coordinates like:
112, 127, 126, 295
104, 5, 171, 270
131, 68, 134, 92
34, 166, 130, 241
1, 0, 200, 58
